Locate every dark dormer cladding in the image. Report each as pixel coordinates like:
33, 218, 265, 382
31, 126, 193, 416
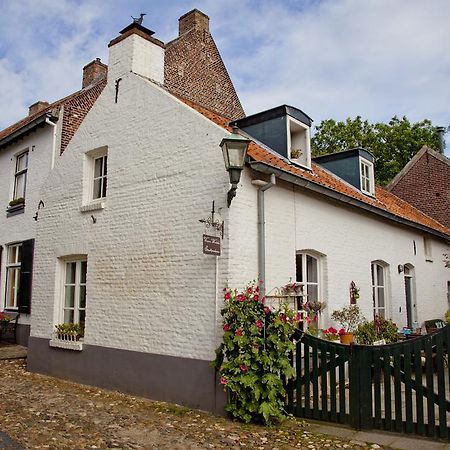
313, 148, 375, 195
231, 105, 313, 168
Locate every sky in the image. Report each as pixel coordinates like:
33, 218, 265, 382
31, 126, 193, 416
1, 0, 450, 153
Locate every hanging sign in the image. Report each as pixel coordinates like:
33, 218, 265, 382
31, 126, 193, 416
203, 234, 221, 256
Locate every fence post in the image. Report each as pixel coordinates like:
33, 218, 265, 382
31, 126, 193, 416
349, 344, 373, 430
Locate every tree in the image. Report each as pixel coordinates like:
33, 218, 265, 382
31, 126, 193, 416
311, 116, 440, 185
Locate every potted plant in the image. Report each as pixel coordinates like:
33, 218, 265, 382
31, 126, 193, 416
8, 197, 25, 208
54, 323, 84, 341
322, 326, 340, 341
331, 305, 365, 344
304, 300, 326, 330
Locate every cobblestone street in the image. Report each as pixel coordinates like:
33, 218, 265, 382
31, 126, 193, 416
0, 360, 390, 450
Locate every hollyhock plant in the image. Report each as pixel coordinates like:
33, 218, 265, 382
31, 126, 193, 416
212, 280, 298, 425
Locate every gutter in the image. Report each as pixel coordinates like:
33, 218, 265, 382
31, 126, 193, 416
0, 113, 58, 150
249, 161, 450, 242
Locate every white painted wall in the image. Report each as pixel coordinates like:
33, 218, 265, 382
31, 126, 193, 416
229, 171, 450, 330
31, 72, 232, 360
0, 122, 60, 325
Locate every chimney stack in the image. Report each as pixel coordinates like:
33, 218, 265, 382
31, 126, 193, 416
436, 126, 447, 154
178, 9, 209, 36
82, 58, 108, 88
28, 101, 49, 116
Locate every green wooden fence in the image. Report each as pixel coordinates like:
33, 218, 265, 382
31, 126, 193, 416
288, 326, 450, 440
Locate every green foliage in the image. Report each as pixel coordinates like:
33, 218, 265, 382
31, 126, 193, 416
8, 197, 25, 207
212, 281, 300, 425
445, 310, 450, 325
55, 322, 84, 338
311, 116, 440, 185
331, 305, 365, 332
354, 317, 399, 345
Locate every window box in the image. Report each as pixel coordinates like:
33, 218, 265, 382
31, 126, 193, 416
6, 202, 25, 217
49, 333, 83, 351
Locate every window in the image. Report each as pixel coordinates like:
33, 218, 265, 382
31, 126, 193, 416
371, 262, 387, 318
62, 260, 87, 328
5, 244, 21, 309
93, 154, 107, 200
423, 237, 432, 261
360, 158, 374, 195
13, 151, 28, 200
288, 117, 311, 168
296, 252, 320, 305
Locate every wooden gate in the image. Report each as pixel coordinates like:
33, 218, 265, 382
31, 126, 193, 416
288, 326, 450, 440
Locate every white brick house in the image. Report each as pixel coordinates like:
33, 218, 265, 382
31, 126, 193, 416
23, 13, 449, 414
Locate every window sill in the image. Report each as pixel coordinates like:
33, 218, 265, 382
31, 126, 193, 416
80, 201, 105, 213
425, 258, 433, 263
6, 204, 25, 217
49, 338, 83, 351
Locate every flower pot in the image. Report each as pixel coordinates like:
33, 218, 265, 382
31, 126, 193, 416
339, 332, 354, 345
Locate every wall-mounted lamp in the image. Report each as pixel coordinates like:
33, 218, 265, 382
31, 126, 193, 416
398, 264, 404, 273
220, 126, 250, 207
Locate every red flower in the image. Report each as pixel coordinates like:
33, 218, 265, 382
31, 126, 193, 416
327, 327, 337, 335
224, 292, 231, 300
220, 377, 228, 385
306, 316, 311, 324
236, 294, 245, 302
261, 297, 265, 304
338, 328, 346, 335
280, 314, 287, 323
255, 286, 260, 293
223, 324, 230, 331
239, 364, 248, 373
294, 312, 302, 322
253, 294, 259, 302
247, 287, 253, 294
235, 329, 243, 336
264, 306, 270, 315
255, 320, 263, 329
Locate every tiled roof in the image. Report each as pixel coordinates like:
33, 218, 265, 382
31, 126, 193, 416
0, 78, 106, 153
179, 96, 450, 238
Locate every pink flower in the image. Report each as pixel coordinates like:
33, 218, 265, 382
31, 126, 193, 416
255, 320, 264, 329
239, 364, 248, 373
235, 329, 243, 336
253, 294, 259, 302
261, 297, 266, 304
255, 286, 260, 293
220, 377, 228, 385
236, 294, 246, 302
223, 288, 227, 292
223, 324, 230, 331
294, 312, 302, 322
264, 306, 270, 315
306, 316, 311, 324
247, 287, 253, 294
224, 292, 231, 300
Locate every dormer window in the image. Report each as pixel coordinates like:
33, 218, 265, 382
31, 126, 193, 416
360, 158, 375, 195
288, 117, 311, 168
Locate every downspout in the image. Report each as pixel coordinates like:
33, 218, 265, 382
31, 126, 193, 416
45, 117, 57, 169
252, 173, 276, 297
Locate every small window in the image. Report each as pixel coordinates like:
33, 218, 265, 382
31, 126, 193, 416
423, 237, 432, 261
13, 151, 28, 201
296, 252, 321, 306
93, 154, 107, 200
62, 259, 87, 329
5, 244, 21, 309
288, 117, 311, 168
82, 147, 108, 206
371, 262, 388, 318
360, 158, 374, 195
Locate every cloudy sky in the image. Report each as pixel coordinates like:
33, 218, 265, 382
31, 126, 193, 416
1, 0, 449, 151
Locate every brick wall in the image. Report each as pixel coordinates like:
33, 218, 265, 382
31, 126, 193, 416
82, 58, 107, 89
165, 11, 245, 121
390, 151, 450, 228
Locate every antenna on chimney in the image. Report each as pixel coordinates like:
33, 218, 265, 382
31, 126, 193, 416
131, 13, 146, 25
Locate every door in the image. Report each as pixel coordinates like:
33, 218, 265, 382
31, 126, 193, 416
404, 265, 415, 328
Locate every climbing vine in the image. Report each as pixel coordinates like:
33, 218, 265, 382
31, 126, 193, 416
212, 281, 300, 425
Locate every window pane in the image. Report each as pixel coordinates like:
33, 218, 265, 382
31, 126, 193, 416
377, 265, 384, 286
378, 309, 385, 319
80, 261, 87, 284
64, 309, 74, 323
377, 287, 385, 307
65, 285, 75, 308
14, 174, 26, 199
66, 263, 76, 284
102, 177, 107, 198
103, 155, 107, 175
93, 179, 102, 199
307, 284, 318, 302
79, 310, 86, 329
306, 255, 318, 283
94, 157, 103, 177
296, 254, 303, 282
17, 153, 28, 171
79, 285, 86, 309
6, 269, 18, 307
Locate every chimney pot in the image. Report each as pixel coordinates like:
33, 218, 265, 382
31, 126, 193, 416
179, 9, 209, 36
82, 58, 108, 88
436, 126, 447, 154
28, 101, 49, 116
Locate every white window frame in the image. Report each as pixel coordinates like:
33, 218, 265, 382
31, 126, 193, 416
82, 146, 108, 208
60, 258, 87, 326
359, 157, 375, 195
371, 261, 389, 319
423, 237, 433, 262
287, 116, 311, 169
296, 251, 322, 305
5, 243, 22, 310
13, 150, 29, 201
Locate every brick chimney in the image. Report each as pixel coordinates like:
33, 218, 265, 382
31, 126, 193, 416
28, 101, 49, 116
178, 9, 209, 35
108, 21, 165, 83
82, 58, 108, 88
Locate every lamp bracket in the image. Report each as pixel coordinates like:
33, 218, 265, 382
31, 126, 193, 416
199, 201, 224, 238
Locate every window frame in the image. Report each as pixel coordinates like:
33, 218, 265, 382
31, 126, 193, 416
371, 261, 389, 319
295, 251, 322, 306
359, 157, 375, 195
13, 150, 29, 201
82, 146, 108, 207
92, 154, 108, 200
60, 258, 87, 327
4, 243, 22, 310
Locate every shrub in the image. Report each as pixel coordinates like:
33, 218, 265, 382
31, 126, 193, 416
55, 322, 84, 339
445, 310, 450, 324
354, 317, 399, 345
212, 281, 300, 425
331, 305, 365, 332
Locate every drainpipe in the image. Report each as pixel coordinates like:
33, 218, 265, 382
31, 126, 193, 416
252, 173, 276, 297
45, 116, 58, 169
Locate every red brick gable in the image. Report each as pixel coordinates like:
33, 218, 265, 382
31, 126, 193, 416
388, 147, 450, 228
